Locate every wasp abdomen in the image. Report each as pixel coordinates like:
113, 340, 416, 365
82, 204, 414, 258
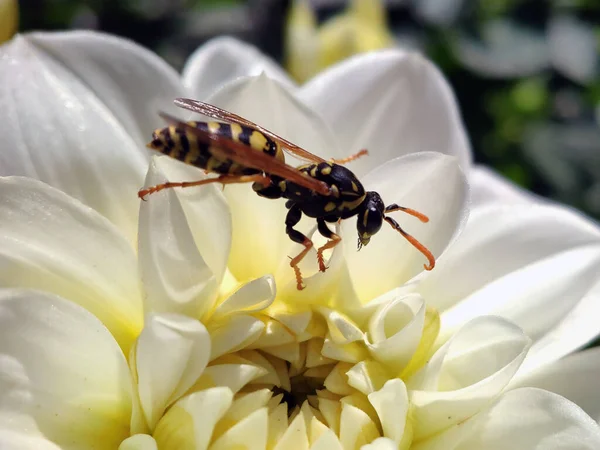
147, 121, 282, 175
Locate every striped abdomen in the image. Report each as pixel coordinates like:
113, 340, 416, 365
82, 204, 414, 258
147, 121, 283, 175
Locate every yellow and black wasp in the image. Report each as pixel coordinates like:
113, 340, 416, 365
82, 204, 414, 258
140, 98, 435, 290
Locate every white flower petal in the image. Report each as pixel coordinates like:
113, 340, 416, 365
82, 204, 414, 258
361, 438, 398, 450
423, 205, 600, 354
300, 50, 471, 176
0, 431, 62, 450
154, 387, 233, 450
209, 315, 265, 360
209, 407, 268, 450
138, 157, 221, 317
273, 406, 309, 450
134, 313, 210, 431
365, 292, 425, 374
414, 388, 600, 450
200, 364, 267, 394
339, 403, 379, 449
420, 204, 600, 311
0, 177, 143, 351
511, 347, 600, 424
119, 434, 157, 450
368, 379, 409, 443
343, 152, 468, 302
24, 30, 185, 147
470, 165, 541, 207
0, 289, 132, 448
206, 74, 340, 281
0, 32, 181, 241
152, 155, 232, 284
212, 275, 275, 319
207, 74, 339, 161
408, 316, 530, 440
549, 15, 598, 84
182, 36, 295, 100
521, 275, 600, 373
310, 429, 344, 450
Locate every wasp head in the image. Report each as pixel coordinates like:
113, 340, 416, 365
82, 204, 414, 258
356, 191, 385, 250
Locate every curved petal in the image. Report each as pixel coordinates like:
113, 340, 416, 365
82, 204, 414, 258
420, 204, 600, 357
0, 177, 143, 352
365, 293, 426, 374
208, 315, 265, 360
368, 379, 409, 443
420, 203, 600, 311
414, 388, 600, 450
470, 165, 542, 207
119, 434, 157, 450
521, 275, 600, 373
182, 36, 295, 100
408, 316, 530, 440
511, 347, 600, 424
206, 75, 341, 282
343, 152, 468, 303
0, 33, 176, 241
209, 408, 268, 450
0, 289, 132, 449
299, 49, 471, 176
361, 438, 397, 450
138, 157, 222, 318
154, 387, 233, 450
152, 155, 232, 284
134, 313, 211, 432
0, 432, 62, 450
207, 74, 340, 164
212, 275, 275, 320
24, 31, 185, 147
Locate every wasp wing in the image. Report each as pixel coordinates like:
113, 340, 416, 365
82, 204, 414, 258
174, 98, 327, 164
158, 112, 331, 196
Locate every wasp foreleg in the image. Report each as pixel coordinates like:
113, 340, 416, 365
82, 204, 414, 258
138, 174, 271, 200
316, 218, 341, 272
286, 205, 313, 290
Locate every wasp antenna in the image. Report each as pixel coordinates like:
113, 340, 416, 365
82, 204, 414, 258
331, 149, 369, 165
384, 216, 435, 270
385, 204, 429, 223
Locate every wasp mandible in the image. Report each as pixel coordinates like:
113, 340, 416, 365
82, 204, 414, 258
140, 98, 435, 290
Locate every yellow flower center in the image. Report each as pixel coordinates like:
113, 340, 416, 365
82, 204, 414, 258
180, 302, 441, 448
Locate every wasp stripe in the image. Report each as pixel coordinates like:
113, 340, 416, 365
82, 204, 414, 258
237, 126, 254, 146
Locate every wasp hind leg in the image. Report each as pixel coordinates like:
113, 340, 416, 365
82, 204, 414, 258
138, 174, 271, 200
286, 205, 313, 290
316, 218, 341, 272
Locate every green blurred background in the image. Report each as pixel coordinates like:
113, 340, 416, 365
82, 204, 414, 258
17, 0, 600, 217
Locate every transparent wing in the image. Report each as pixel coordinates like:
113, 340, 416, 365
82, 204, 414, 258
159, 112, 331, 196
174, 98, 327, 164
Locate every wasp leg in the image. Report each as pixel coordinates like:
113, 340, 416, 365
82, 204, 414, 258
316, 218, 341, 272
331, 149, 369, 165
138, 174, 271, 200
286, 205, 313, 290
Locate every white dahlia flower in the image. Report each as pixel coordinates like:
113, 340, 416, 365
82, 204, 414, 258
0, 31, 599, 449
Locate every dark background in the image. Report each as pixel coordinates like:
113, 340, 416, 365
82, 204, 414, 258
17, 0, 600, 218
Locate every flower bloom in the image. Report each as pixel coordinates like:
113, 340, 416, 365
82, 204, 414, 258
285, 0, 395, 82
1, 31, 600, 449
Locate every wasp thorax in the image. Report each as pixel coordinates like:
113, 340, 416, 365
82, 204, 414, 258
356, 191, 385, 249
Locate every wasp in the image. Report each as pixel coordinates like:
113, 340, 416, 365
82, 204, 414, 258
140, 98, 435, 290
